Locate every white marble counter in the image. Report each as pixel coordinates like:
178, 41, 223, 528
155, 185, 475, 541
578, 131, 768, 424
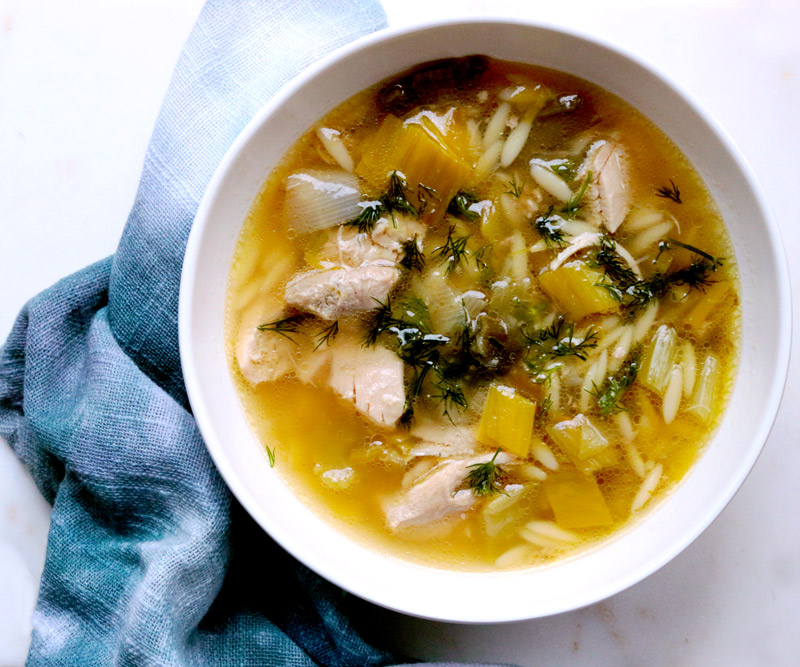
1, 1, 798, 665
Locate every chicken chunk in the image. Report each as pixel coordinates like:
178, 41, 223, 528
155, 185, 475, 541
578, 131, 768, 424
407, 421, 478, 458
321, 215, 426, 269
581, 139, 631, 232
329, 342, 405, 426
284, 264, 400, 320
236, 326, 295, 385
384, 451, 512, 530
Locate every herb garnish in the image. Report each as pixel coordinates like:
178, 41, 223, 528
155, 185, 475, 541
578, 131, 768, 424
591, 234, 637, 285
257, 314, 306, 343
562, 171, 592, 218
587, 348, 642, 414
656, 238, 722, 268
466, 448, 504, 496
344, 171, 421, 232
363, 296, 472, 426
533, 206, 567, 249
504, 175, 525, 198
416, 183, 438, 216
433, 378, 469, 423
265, 445, 276, 468
585, 235, 723, 311
549, 158, 576, 180
473, 244, 493, 271
433, 225, 470, 274
656, 179, 682, 204
382, 170, 418, 222
345, 200, 384, 234
314, 321, 339, 350
400, 235, 426, 272
522, 317, 598, 361
363, 298, 396, 347
447, 191, 481, 222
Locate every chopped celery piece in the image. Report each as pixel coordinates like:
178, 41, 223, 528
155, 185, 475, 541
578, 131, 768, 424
544, 469, 613, 529
640, 324, 678, 395
688, 355, 720, 422
538, 261, 620, 321
477, 384, 536, 458
546, 414, 619, 474
483, 485, 528, 537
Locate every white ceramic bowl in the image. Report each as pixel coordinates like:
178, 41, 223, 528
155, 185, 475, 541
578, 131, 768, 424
179, 19, 791, 622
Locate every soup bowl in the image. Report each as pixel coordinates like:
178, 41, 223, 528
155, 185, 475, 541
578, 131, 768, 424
179, 19, 790, 622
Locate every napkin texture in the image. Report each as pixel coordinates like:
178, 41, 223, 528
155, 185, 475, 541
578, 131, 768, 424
0, 1, 516, 665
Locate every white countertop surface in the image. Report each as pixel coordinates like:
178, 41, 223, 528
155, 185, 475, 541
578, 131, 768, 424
1, 1, 798, 665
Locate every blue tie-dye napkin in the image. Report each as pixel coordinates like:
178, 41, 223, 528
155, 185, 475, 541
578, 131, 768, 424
0, 1, 513, 664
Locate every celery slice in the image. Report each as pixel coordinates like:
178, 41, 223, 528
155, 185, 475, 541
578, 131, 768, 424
640, 324, 678, 395
477, 385, 536, 458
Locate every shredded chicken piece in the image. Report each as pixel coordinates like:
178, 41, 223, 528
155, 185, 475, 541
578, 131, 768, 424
329, 342, 405, 426
580, 139, 631, 232
285, 264, 399, 320
384, 451, 512, 530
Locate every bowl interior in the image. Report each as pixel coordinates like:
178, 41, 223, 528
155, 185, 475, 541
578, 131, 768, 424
179, 20, 790, 622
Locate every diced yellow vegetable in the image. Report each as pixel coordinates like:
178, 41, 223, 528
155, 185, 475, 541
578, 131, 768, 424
538, 261, 620, 320
477, 384, 537, 458
544, 469, 613, 529
483, 485, 528, 537
546, 414, 619, 474
356, 110, 472, 210
640, 325, 678, 395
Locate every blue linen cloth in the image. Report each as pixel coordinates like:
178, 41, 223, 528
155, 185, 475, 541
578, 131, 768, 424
0, 1, 515, 664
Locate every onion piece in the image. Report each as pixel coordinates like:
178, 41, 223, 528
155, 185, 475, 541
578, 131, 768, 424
283, 170, 361, 234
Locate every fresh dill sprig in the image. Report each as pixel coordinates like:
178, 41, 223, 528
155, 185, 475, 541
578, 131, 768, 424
265, 445, 276, 468
473, 243, 493, 271
363, 298, 397, 347
400, 235, 426, 272
533, 206, 567, 249
592, 234, 637, 285
656, 179, 682, 204
522, 317, 598, 361
433, 378, 468, 423
466, 448, 504, 496
314, 321, 339, 350
398, 295, 433, 333
447, 191, 481, 222
433, 225, 470, 274
549, 158, 576, 180
625, 257, 722, 310
416, 183, 438, 216
587, 348, 642, 414
344, 200, 384, 233
256, 314, 306, 343
562, 170, 592, 218
551, 323, 599, 360
381, 170, 418, 222
504, 175, 525, 198
657, 238, 723, 269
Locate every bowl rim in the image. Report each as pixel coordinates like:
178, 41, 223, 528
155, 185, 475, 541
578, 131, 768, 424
179, 17, 792, 623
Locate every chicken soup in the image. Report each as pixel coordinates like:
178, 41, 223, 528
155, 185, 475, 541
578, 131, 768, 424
226, 56, 739, 570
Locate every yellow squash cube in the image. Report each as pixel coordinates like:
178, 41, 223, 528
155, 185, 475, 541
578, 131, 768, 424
477, 384, 537, 458
538, 261, 620, 321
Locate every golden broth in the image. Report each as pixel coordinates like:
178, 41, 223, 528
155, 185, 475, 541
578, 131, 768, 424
226, 57, 739, 570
